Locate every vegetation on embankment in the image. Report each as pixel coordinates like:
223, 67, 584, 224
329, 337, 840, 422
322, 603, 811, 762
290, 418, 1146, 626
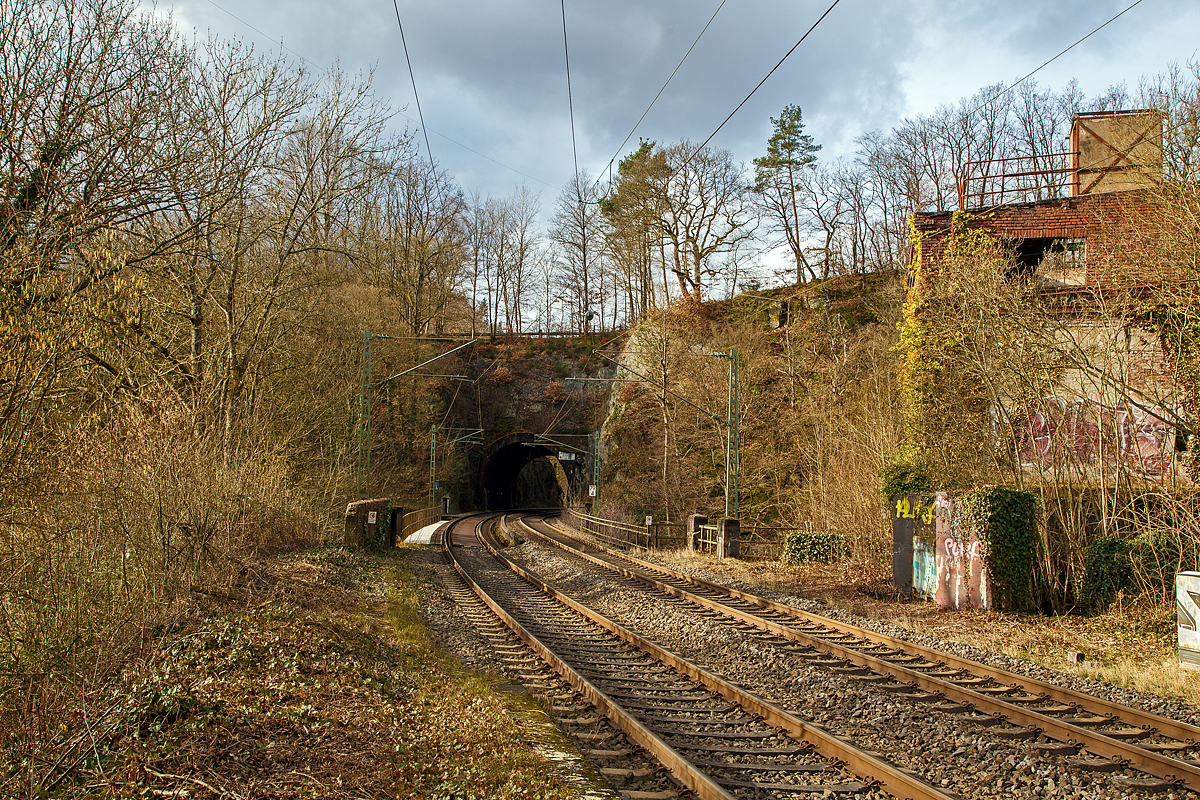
598, 272, 906, 576
1, 546, 577, 799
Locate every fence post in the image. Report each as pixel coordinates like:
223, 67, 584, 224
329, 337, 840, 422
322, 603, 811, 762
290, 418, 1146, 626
717, 517, 740, 559
390, 506, 404, 547
687, 515, 707, 552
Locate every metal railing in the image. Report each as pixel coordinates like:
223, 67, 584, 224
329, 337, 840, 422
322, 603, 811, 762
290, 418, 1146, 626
401, 504, 442, 540
738, 526, 786, 561
563, 507, 686, 551
957, 152, 1076, 210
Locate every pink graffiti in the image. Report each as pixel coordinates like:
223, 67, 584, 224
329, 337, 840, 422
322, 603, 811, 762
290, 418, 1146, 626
943, 537, 982, 561
1013, 397, 1174, 479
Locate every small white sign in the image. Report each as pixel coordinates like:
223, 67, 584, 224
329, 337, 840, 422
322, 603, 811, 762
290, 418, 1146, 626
367, 511, 377, 524
645, 515, 653, 526
588, 485, 597, 497
558, 451, 576, 461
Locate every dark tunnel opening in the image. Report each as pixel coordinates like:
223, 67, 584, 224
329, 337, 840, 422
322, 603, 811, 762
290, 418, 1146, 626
478, 439, 573, 510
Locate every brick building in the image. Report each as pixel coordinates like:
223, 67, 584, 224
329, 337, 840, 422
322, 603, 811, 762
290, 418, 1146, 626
909, 110, 1182, 482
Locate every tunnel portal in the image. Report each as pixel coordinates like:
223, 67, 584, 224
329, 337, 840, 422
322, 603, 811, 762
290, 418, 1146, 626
476, 432, 579, 510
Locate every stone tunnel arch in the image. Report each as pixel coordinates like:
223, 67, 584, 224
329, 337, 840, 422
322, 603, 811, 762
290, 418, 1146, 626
475, 432, 581, 510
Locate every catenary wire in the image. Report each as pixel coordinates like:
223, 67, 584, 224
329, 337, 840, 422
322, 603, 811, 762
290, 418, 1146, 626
678, 0, 842, 172
962, 0, 1148, 122
200, 0, 555, 188
594, 0, 728, 188
561, 0, 579, 178
202, 0, 310, 64
393, 0, 435, 166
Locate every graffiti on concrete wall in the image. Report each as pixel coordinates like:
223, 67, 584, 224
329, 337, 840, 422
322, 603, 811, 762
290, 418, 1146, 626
1012, 397, 1174, 479
933, 494, 991, 611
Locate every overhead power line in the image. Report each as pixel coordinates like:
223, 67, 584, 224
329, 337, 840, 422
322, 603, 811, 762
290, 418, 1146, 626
596, 0, 729, 186
392, 0, 435, 166
680, 0, 842, 171
203, 0, 310, 63
963, 0, 1148, 121
199, 0, 555, 187
561, 0, 580, 178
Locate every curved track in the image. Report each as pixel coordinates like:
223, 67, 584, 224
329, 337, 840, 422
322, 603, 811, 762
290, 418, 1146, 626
515, 512, 1200, 794
441, 513, 957, 800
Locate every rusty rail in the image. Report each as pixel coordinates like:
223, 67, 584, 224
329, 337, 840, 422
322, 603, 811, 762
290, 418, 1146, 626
522, 515, 1200, 792
446, 513, 956, 800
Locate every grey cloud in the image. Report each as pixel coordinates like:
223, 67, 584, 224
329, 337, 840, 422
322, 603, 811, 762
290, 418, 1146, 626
149, 0, 1198, 202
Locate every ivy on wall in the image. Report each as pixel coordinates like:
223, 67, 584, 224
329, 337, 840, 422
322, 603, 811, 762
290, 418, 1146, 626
896, 212, 1001, 485
879, 460, 933, 504
963, 487, 1040, 611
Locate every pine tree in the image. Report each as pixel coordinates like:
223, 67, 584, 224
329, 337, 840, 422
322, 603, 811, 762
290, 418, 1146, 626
753, 105, 821, 284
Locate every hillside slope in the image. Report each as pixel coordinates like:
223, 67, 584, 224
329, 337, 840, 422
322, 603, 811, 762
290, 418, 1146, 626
598, 272, 906, 572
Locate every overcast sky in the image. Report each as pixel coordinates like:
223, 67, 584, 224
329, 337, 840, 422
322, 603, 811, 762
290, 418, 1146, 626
149, 0, 1197, 210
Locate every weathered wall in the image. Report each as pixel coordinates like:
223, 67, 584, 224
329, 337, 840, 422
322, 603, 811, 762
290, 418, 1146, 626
912, 190, 1181, 483
913, 189, 1159, 287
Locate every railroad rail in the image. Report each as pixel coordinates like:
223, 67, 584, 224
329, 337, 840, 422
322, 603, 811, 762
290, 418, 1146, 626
515, 513, 1200, 794
441, 513, 956, 800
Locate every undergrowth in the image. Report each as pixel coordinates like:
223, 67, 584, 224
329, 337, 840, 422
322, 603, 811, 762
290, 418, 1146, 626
1, 547, 574, 800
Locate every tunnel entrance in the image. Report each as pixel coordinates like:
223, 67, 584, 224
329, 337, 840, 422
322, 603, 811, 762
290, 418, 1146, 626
476, 433, 577, 510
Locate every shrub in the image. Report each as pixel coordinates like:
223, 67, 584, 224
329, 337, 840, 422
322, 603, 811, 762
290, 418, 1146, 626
963, 487, 1040, 612
1130, 529, 1184, 600
1079, 536, 1134, 611
879, 460, 933, 504
781, 528, 845, 564
543, 380, 569, 404
485, 365, 514, 386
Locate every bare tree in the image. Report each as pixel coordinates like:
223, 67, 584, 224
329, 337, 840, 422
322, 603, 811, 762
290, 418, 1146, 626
550, 171, 605, 331
658, 141, 756, 300
362, 154, 465, 336
0, 0, 187, 488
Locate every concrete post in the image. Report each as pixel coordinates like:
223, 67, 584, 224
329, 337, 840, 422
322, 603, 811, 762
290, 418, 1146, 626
716, 517, 740, 559
344, 503, 360, 548
687, 514, 708, 552
344, 498, 391, 550
891, 494, 915, 597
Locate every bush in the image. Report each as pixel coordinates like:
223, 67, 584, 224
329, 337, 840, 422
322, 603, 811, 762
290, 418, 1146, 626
543, 380, 569, 404
781, 529, 845, 564
1079, 536, 1134, 611
879, 460, 933, 504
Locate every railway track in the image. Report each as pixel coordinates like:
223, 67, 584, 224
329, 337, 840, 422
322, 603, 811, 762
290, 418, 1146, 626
512, 512, 1200, 795
441, 513, 957, 800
